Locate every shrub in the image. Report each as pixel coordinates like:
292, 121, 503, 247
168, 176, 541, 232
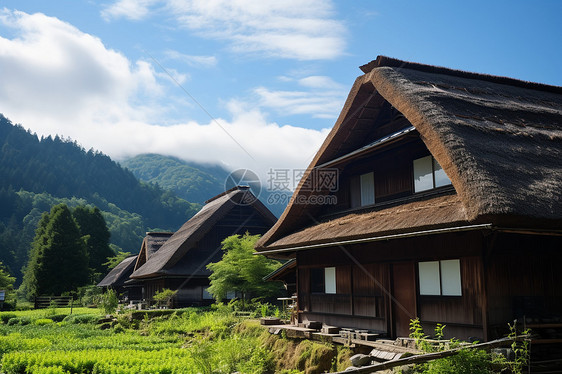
34, 318, 54, 326
152, 288, 177, 308
62, 314, 99, 324
0, 313, 17, 324
50, 314, 68, 322
7, 317, 31, 326
101, 289, 118, 315
408, 318, 530, 374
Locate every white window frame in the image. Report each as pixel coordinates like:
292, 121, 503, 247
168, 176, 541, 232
418, 259, 462, 296
359, 172, 375, 206
324, 267, 337, 294
413, 155, 451, 193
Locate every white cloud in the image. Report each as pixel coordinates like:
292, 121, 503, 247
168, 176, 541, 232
102, 0, 347, 60
298, 75, 344, 89
253, 75, 346, 119
101, 0, 161, 21
0, 9, 329, 184
164, 49, 217, 68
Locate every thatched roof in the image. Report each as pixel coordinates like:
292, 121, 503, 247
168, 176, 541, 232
97, 255, 137, 287
134, 232, 173, 271
256, 56, 562, 252
131, 186, 276, 279
263, 194, 470, 251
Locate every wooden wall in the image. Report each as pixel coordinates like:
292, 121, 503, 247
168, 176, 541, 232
485, 233, 562, 339
298, 258, 389, 332
321, 137, 430, 216
417, 256, 485, 340
296, 231, 487, 338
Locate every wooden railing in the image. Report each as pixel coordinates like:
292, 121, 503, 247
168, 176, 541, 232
34, 296, 74, 310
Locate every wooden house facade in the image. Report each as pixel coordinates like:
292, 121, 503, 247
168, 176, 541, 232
256, 56, 562, 341
129, 186, 276, 307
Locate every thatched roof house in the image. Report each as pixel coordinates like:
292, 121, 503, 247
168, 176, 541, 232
98, 232, 172, 301
132, 232, 174, 275
256, 56, 562, 344
130, 186, 276, 306
257, 56, 561, 254
97, 255, 137, 289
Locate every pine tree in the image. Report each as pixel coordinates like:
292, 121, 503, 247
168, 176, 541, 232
72, 206, 114, 277
21, 204, 89, 298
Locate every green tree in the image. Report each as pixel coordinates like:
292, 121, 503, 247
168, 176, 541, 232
207, 233, 282, 305
72, 205, 114, 277
20, 204, 90, 298
103, 251, 132, 270
0, 261, 16, 308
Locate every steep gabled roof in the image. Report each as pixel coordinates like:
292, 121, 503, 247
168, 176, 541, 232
257, 56, 562, 251
134, 232, 173, 271
131, 186, 276, 278
97, 255, 137, 287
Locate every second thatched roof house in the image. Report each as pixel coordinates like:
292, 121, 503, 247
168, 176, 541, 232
98, 232, 173, 301
256, 56, 562, 343
129, 186, 277, 307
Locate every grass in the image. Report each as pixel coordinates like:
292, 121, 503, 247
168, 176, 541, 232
1, 307, 102, 318
0, 305, 338, 373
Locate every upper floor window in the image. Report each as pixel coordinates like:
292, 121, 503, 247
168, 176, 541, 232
418, 259, 462, 296
413, 156, 451, 193
360, 172, 375, 206
350, 172, 375, 208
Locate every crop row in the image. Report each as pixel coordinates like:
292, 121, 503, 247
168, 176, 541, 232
1, 348, 198, 374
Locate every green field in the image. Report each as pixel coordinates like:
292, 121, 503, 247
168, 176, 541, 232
0, 306, 339, 374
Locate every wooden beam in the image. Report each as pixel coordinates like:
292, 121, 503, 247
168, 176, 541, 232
330, 336, 527, 374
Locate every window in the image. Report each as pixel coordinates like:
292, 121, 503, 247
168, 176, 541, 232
324, 267, 336, 294
311, 267, 337, 294
418, 259, 461, 296
413, 156, 451, 193
360, 172, 375, 206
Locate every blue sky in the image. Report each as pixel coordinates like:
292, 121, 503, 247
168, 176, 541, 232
0, 1, 560, 181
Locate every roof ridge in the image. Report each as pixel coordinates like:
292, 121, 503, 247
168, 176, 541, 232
360, 56, 562, 94
204, 185, 250, 204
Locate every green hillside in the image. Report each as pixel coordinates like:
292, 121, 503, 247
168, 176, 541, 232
0, 114, 200, 283
123, 154, 289, 217
121, 154, 230, 204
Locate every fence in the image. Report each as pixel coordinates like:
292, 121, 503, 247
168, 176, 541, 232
34, 296, 74, 310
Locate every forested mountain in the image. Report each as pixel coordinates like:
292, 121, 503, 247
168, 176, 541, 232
0, 114, 200, 284
121, 154, 230, 204
123, 154, 289, 217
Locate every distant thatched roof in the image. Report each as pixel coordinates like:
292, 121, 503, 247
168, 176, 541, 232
131, 186, 276, 279
257, 56, 562, 251
97, 255, 137, 287
134, 232, 173, 271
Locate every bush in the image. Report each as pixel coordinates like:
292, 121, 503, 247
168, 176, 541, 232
1, 299, 17, 311
34, 318, 54, 326
62, 314, 99, 324
101, 289, 118, 315
50, 314, 68, 322
0, 313, 17, 324
152, 288, 177, 308
7, 316, 31, 326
